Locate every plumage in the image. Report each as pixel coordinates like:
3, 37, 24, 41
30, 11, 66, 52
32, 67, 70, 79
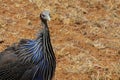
0, 10, 56, 80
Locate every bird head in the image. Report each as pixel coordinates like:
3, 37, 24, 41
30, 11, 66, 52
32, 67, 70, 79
40, 10, 51, 22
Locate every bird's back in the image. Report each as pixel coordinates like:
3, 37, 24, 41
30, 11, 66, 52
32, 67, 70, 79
0, 39, 35, 80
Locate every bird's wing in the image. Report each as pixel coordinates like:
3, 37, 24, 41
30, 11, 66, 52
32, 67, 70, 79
20, 64, 40, 80
0, 31, 44, 80
0, 39, 30, 66
0, 43, 18, 66
0, 39, 36, 80
0, 61, 35, 80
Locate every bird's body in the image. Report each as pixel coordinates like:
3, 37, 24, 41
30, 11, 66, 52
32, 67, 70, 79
0, 10, 56, 80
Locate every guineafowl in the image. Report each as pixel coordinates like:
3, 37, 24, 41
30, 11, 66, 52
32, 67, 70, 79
0, 10, 56, 80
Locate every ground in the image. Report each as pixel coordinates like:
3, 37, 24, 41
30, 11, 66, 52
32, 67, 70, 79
0, 0, 120, 80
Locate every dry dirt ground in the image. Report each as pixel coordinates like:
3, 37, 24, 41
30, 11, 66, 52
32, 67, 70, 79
0, 0, 120, 80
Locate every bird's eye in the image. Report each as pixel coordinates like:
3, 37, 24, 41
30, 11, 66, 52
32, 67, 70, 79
42, 14, 45, 17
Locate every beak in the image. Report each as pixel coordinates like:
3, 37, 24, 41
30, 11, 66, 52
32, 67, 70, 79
47, 16, 51, 21
48, 17, 51, 21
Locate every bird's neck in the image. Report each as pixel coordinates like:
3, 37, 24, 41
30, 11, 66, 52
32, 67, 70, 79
40, 21, 50, 40
40, 20, 55, 62
41, 20, 48, 30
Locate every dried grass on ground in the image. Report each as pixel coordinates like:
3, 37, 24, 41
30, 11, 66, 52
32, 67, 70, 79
0, 0, 120, 80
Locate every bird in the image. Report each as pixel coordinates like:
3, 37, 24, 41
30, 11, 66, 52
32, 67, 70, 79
0, 10, 56, 80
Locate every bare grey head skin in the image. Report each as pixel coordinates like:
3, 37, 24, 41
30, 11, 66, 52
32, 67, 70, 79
40, 10, 51, 23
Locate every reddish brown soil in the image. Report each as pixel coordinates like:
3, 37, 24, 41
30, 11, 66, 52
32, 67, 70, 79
0, 0, 120, 80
